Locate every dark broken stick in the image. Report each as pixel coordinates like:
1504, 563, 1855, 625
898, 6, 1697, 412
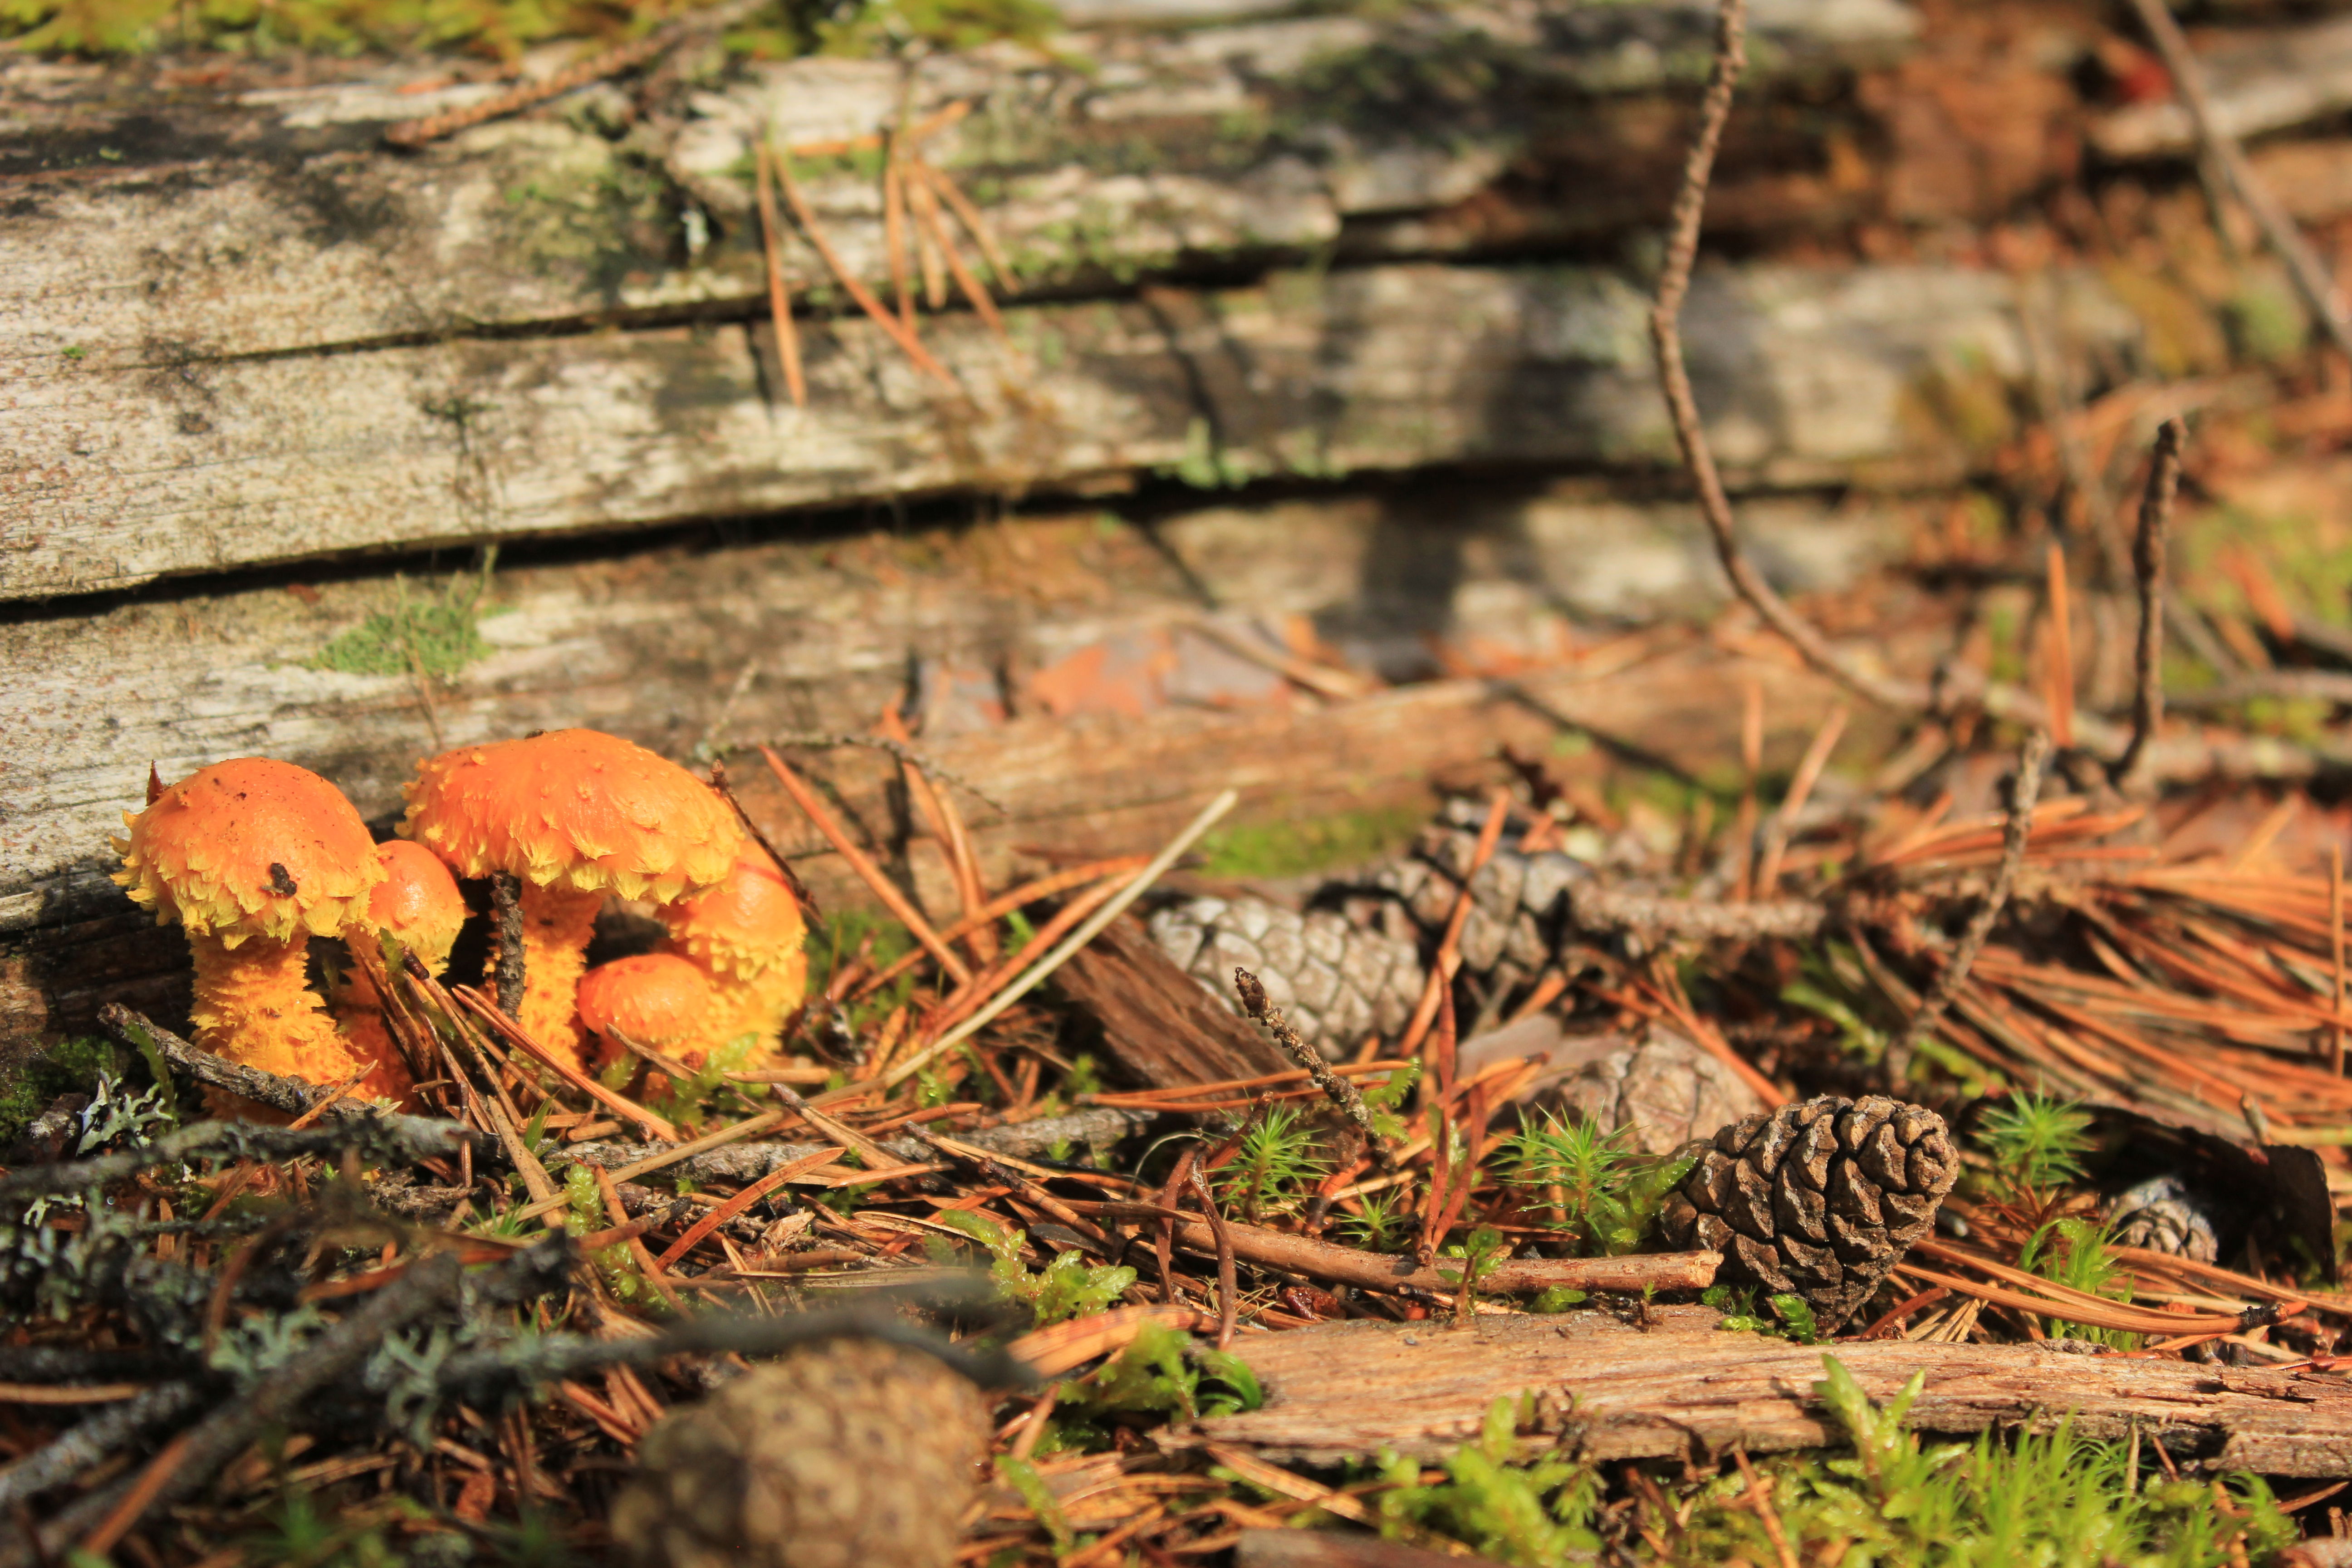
490, 870, 526, 1020
1893, 730, 2050, 1063
1232, 967, 1388, 1168
94, 1006, 483, 1153
2112, 418, 2185, 788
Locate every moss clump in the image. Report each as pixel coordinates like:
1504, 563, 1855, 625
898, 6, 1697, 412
1196, 802, 1425, 882
0, 1036, 128, 1149
310, 554, 497, 681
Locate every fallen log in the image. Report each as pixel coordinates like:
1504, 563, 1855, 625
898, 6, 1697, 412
1186, 1309, 2352, 1476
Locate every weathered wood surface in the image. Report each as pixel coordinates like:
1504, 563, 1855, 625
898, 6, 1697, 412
1057, 916, 1296, 1086
0, 258, 2137, 599
0, 0, 1916, 366
1188, 1309, 2352, 1475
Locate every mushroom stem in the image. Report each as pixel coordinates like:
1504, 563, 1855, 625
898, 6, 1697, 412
333, 931, 419, 1105
705, 958, 810, 1060
187, 929, 362, 1087
516, 882, 605, 1064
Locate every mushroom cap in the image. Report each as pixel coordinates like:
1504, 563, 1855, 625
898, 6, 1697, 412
115, 758, 382, 948
577, 953, 714, 1049
661, 841, 806, 980
400, 730, 743, 904
368, 839, 468, 968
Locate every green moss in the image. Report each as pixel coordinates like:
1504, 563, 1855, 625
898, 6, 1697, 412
0, 1036, 129, 1148
1196, 803, 1424, 881
310, 553, 497, 681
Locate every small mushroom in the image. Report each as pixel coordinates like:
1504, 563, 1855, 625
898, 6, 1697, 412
334, 839, 467, 1106
400, 730, 743, 1065
113, 758, 384, 1096
659, 842, 808, 1064
578, 952, 718, 1082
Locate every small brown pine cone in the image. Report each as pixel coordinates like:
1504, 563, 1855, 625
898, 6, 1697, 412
611, 1338, 990, 1568
1659, 1094, 1959, 1332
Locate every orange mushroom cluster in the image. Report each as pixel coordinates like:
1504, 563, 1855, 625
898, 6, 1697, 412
115, 730, 813, 1121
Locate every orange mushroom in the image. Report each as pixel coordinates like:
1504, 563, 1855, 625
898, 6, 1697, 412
659, 840, 809, 1063
576, 952, 716, 1080
334, 839, 467, 1106
114, 758, 383, 1092
400, 730, 742, 1065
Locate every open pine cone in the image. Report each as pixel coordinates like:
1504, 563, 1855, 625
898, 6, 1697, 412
1149, 895, 1425, 1049
1660, 1094, 1960, 1332
611, 1337, 989, 1568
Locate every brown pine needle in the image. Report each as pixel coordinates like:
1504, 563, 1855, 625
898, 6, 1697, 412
883, 132, 916, 335
906, 162, 952, 309
1754, 703, 1847, 894
2046, 544, 2077, 749
769, 143, 956, 384
910, 166, 1009, 341
921, 160, 1014, 286
758, 744, 971, 984
2332, 843, 2346, 1075
752, 142, 807, 408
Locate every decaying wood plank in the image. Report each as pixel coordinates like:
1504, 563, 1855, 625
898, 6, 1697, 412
0, 1, 1917, 369
1057, 916, 1295, 1087
1187, 1309, 2352, 1475
0, 259, 2138, 598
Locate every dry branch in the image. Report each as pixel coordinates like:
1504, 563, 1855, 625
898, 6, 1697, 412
1073, 1202, 1717, 1298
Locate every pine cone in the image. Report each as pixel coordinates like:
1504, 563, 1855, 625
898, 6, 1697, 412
1538, 1024, 1765, 1156
1149, 896, 1424, 1049
611, 1338, 989, 1568
1358, 804, 1591, 1007
2107, 1175, 2221, 1264
1660, 1094, 1959, 1332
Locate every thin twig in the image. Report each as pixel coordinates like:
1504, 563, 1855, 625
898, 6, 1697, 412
2126, 0, 2352, 361
1731, 1449, 1800, 1568
709, 760, 823, 924
1894, 730, 2051, 1063
2113, 418, 2185, 786
1649, 0, 1927, 715
1186, 1165, 1239, 1352
1231, 967, 1389, 1169
739, 733, 1009, 816
382, 0, 762, 147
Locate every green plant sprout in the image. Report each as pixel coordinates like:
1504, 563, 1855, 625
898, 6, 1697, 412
1356, 1393, 1602, 1566
1043, 1320, 1261, 1453
1358, 1061, 1421, 1143
1972, 1091, 2095, 1221
1502, 1112, 1696, 1256
1663, 1356, 2293, 1567
1436, 1224, 1508, 1323
929, 1210, 1134, 1326
1338, 1189, 1410, 1252
1213, 1103, 1329, 1221
2019, 1215, 2136, 1349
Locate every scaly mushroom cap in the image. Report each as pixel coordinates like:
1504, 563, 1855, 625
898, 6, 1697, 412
400, 730, 742, 904
660, 842, 806, 981
368, 839, 469, 970
115, 758, 382, 947
578, 954, 715, 1053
